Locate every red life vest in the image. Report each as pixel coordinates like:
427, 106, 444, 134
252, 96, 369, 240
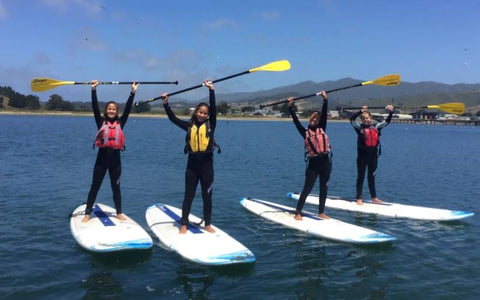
94, 120, 125, 149
304, 127, 330, 157
361, 126, 379, 147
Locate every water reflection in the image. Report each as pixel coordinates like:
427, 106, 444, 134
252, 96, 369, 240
80, 250, 152, 298
81, 271, 123, 299
176, 264, 214, 300
88, 249, 152, 269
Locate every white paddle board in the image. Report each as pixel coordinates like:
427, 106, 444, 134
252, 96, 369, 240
287, 193, 474, 221
240, 197, 396, 244
145, 203, 256, 265
70, 203, 153, 252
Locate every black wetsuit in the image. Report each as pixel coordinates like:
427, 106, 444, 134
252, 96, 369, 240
350, 111, 392, 200
289, 99, 331, 215
84, 90, 135, 215
163, 90, 216, 226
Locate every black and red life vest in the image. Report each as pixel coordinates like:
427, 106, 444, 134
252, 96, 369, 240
304, 127, 330, 157
94, 120, 125, 149
360, 126, 379, 147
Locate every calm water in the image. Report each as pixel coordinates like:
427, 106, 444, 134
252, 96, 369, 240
0, 114, 479, 300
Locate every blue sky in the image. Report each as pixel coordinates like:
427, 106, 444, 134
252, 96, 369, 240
1, 0, 479, 103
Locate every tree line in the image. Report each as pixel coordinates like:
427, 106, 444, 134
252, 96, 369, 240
2, 85, 478, 117
0, 85, 233, 115
0, 86, 41, 109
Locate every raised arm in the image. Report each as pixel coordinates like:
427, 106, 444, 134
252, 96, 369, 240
90, 80, 103, 128
376, 105, 394, 130
119, 82, 139, 127
204, 80, 216, 131
318, 91, 328, 131
349, 110, 363, 130
287, 97, 306, 139
162, 94, 189, 131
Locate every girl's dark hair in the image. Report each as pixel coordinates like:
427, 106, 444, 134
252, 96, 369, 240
103, 101, 119, 121
309, 111, 320, 121
189, 102, 210, 125
361, 111, 372, 119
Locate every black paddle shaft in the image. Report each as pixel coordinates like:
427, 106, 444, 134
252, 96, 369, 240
87, 81, 178, 85
260, 83, 363, 108
139, 70, 250, 105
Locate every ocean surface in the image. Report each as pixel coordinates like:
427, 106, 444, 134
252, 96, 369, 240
0, 114, 479, 300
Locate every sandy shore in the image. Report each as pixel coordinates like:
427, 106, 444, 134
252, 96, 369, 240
0, 110, 348, 122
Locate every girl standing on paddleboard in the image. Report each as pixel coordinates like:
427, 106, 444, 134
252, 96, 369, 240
288, 91, 332, 220
161, 80, 217, 234
350, 105, 393, 205
82, 80, 139, 222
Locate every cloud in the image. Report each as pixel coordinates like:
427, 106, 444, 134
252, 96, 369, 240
40, 0, 69, 12
258, 10, 279, 21
31, 52, 52, 66
0, 65, 43, 96
202, 18, 238, 32
40, 0, 103, 17
0, 1, 8, 21
73, 0, 103, 16
71, 26, 108, 51
112, 49, 164, 70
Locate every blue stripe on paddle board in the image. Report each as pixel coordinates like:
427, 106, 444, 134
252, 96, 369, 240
451, 211, 474, 218
244, 197, 323, 221
93, 204, 115, 226
155, 204, 203, 234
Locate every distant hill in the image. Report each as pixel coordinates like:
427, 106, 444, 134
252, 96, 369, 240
191, 78, 480, 112
3, 78, 480, 113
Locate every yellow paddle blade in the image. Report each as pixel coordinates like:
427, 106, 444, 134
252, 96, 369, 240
31, 78, 75, 92
427, 102, 465, 114
362, 74, 401, 87
249, 60, 291, 73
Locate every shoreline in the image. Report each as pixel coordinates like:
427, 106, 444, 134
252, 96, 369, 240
0, 110, 349, 122
2, 110, 477, 125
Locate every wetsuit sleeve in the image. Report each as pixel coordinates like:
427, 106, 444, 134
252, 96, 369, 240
209, 90, 217, 132
91, 90, 103, 129
386, 110, 393, 124
163, 103, 189, 131
376, 110, 393, 130
119, 92, 135, 128
320, 99, 328, 131
350, 111, 362, 130
289, 106, 306, 139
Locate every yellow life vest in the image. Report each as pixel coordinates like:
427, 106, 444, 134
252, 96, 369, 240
186, 122, 212, 153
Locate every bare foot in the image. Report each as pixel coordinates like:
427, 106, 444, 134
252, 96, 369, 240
294, 214, 303, 221
81, 214, 90, 223
372, 197, 384, 204
318, 213, 330, 219
117, 213, 127, 221
356, 199, 363, 205
204, 225, 216, 233
179, 225, 187, 234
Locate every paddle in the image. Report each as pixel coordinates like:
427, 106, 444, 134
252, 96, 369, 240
135, 60, 291, 106
340, 102, 465, 114
259, 74, 400, 109
31, 78, 179, 92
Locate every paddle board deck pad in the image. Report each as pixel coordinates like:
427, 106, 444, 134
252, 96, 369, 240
240, 197, 396, 244
287, 193, 474, 221
70, 203, 153, 252
145, 204, 255, 265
